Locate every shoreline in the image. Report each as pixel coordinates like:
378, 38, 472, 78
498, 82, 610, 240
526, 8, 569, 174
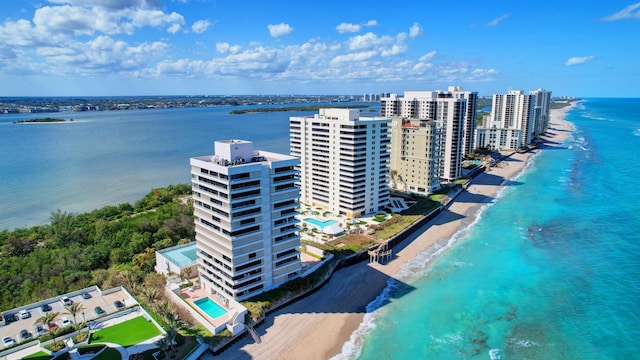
218, 103, 576, 360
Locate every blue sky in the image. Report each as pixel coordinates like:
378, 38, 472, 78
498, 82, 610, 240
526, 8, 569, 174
1, 0, 639, 97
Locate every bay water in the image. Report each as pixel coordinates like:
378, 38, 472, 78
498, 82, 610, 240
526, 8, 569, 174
339, 98, 640, 359
0, 105, 313, 229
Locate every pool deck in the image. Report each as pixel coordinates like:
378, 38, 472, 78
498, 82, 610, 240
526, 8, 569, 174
179, 287, 231, 328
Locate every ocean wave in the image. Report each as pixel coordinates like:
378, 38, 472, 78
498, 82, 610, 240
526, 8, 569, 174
489, 348, 502, 359
430, 333, 463, 344
581, 113, 609, 121
452, 261, 474, 268
507, 338, 540, 348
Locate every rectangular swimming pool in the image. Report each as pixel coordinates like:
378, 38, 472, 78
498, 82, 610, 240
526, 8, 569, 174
160, 243, 199, 267
304, 218, 337, 228
193, 297, 227, 319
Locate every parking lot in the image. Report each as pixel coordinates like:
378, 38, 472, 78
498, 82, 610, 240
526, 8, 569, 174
0, 287, 132, 348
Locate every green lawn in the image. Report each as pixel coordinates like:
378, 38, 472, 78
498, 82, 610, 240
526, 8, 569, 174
23, 351, 52, 360
93, 347, 121, 360
89, 316, 162, 347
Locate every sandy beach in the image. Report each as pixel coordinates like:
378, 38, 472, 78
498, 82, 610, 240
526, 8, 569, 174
217, 104, 575, 360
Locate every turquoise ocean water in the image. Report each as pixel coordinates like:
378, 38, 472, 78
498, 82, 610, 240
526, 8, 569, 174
338, 98, 640, 359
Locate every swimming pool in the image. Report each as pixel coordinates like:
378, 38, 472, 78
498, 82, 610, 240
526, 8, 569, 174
304, 218, 337, 228
159, 243, 198, 267
193, 297, 227, 319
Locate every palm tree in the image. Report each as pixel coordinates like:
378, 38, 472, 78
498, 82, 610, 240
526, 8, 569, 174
166, 326, 178, 357
37, 311, 60, 344
179, 267, 191, 283
65, 303, 85, 332
141, 287, 161, 305
156, 338, 169, 357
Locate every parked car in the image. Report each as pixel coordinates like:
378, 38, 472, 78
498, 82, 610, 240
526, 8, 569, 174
3, 314, 17, 323
48, 322, 58, 331
19, 309, 31, 319
19, 329, 31, 340
35, 325, 47, 336
2, 336, 15, 348
60, 296, 73, 306
60, 317, 72, 327
114, 300, 124, 309
82, 292, 92, 299
94, 306, 105, 315
41, 304, 52, 312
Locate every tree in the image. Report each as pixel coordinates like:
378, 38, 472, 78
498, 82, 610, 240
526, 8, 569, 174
166, 326, 178, 356
49, 209, 81, 246
141, 287, 161, 309
37, 311, 60, 345
179, 267, 192, 283
156, 337, 170, 356
65, 303, 85, 332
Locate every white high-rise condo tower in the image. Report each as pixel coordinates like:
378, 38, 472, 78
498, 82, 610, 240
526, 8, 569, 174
530, 88, 552, 139
475, 89, 537, 150
290, 108, 391, 218
190, 140, 301, 302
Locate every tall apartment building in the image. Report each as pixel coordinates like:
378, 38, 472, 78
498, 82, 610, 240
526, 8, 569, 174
530, 88, 552, 139
190, 140, 301, 302
381, 86, 477, 156
381, 88, 469, 181
475, 90, 536, 150
389, 117, 440, 195
290, 108, 391, 218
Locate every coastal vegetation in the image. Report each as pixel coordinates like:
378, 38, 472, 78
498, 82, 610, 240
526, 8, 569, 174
229, 104, 371, 114
0, 184, 193, 310
13, 117, 71, 124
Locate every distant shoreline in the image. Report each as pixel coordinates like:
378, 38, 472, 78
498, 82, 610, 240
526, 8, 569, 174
229, 104, 372, 114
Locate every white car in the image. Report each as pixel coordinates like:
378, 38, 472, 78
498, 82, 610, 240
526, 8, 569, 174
60, 317, 72, 327
2, 336, 15, 348
60, 296, 73, 306
19, 309, 31, 319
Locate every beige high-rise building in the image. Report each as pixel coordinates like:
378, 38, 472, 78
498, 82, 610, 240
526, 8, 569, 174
389, 117, 440, 195
190, 140, 301, 301
290, 108, 391, 218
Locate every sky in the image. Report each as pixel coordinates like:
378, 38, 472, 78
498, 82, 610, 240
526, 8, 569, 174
1, 1, 639, 97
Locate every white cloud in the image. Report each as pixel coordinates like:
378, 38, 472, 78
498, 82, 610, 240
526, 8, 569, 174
409, 22, 422, 38
0, 3, 498, 88
331, 51, 378, 64
419, 51, 437, 62
167, 23, 181, 34
216, 42, 241, 54
336, 23, 361, 33
336, 20, 378, 34
191, 20, 211, 34
601, 2, 640, 21
31, 5, 185, 36
47, 0, 162, 10
565, 56, 595, 66
486, 13, 510, 27
348, 32, 393, 51
267, 23, 293, 38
